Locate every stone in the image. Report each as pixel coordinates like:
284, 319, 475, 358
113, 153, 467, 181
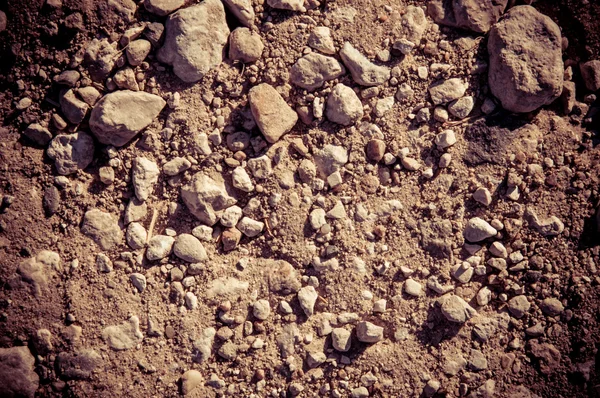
181, 370, 203, 395
448, 96, 474, 118
356, 321, 384, 343
488, 6, 563, 113
46, 132, 94, 175
401, 5, 427, 43
99, 166, 114, 185
236, 217, 264, 237
434, 129, 456, 149
81, 209, 123, 250
290, 53, 344, 90
163, 157, 191, 176
0, 11, 6, 33
309, 208, 326, 230
120, 25, 145, 47
146, 235, 175, 261
174, 233, 208, 262
111, 67, 140, 91
473, 187, 492, 206
351, 387, 369, 398
132, 157, 159, 201
221, 228, 242, 251
339, 42, 390, 86
0, 346, 39, 398
84, 38, 118, 82
60, 89, 89, 124
469, 349, 488, 371
476, 287, 492, 306
55, 350, 101, 380
144, 0, 184, 16
247, 155, 272, 179
580, 60, 600, 92
326, 83, 363, 125
524, 209, 564, 237
298, 286, 318, 317
429, 78, 468, 105
229, 27, 264, 63
126, 222, 147, 249
440, 294, 477, 323
102, 316, 143, 350
144, 22, 165, 47
393, 38, 416, 55
267, 0, 305, 12
96, 253, 113, 273
43, 186, 60, 216
332, 328, 351, 352
315, 144, 348, 178
54, 70, 80, 87
130, 273, 147, 292
232, 167, 254, 192
267, 260, 301, 294
220, 206, 243, 227
222, 0, 254, 27
540, 298, 564, 316
374, 96, 394, 118
249, 83, 298, 143
77, 86, 101, 106
126, 39, 152, 66
427, 0, 508, 33
404, 279, 423, 296
396, 83, 415, 101
309, 27, 335, 54
253, 299, 271, 320
181, 172, 237, 226
463, 217, 497, 242
23, 123, 52, 146
89, 90, 166, 147
158, 0, 229, 83
507, 295, 530, 318
124, 199, 147, 224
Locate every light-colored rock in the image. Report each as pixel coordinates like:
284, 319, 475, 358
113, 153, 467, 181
163, 157, 191, 176
401, 5, 427, 43
130, 273, 146, 292
81, 209, 123, 250
434, 129, 456, 149
222, 0, 255, 27
181, 370, 203, 395
473, 187, 492, 206
60, 89, 89, 124
253, 299, 271, 320
46, 132, 94, 175
146, 235, 175, 261
448, 96, 474, 118
126, 222, 147, 249
404, 279, 423, 296
290, 53, 344, 90
181, 172, 237, 226
84, 38, 118, 82
267, 0, 305, 12
126, 39, 152, 66
249, 83, 298, 143
102, 316, 143, 350
220, 206, 243, 227
326, 83, 363, 125
507, 295, 530, 318
463, 217, 497, 242
247, 155, 272, 179
332, 328, 351, 352
158, 0, 230, 82
232, 167, 254, 192
308, 27, 335, 54
229, 27, 264, 63
339, 42, 390, 86
89, 90, 166, 147
315, 144, 348, 177
429, 78, 468, 105
173, 233, 208, 262
298, 286, 318, 317
144, 0, 184, 16
23, 123, 52, 146
428, 0, 508, 33
580, 60, 600, 92
488, 6, 563, 113
356, 321, 384, 343
236, 217, 264, 237
441, 294, 477, 323
132, 157, 159, 201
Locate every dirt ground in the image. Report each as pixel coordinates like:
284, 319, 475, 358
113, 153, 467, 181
1, 0, 600, 397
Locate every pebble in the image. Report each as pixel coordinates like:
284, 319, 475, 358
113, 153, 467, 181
229, 27, 264, 63
473, 187, 492, 206
326, 83, 364, 126
448, 96, 474, 118
99, 166, 115, 185
81, 209, 123, 250
181, 369, 203, 395
130, 273, 147, 292
132, 157, 160, 202
267, 0, 306, 12
507, 295, 530, 318
249, 83, 298, 143
440, 294, 477, 323
290, 52, 344, 90
236, 217, 264, 237
309, 208, 327, 230
428, 78, 468, 105
404, 279, 423, 297
126, 39, 151, 67
102, 316, 143, 350
47, 132, 95, 175
60, 89, 89, 124
164, 157, 191, 176
222, 0, 255, 27
308, 27, 336, 54
146, 235, 175, 261
356, 321, 384, 343
463, 217, 497, 242
232, 167, 254, 192
476, 287, 492, 306
126, 222, 147, 249
173, 233, 207, 262
298, 286, 318, 317
253, 299, 271, 320
489, 241, 508, 258
220, 205, 243, 227
540, 297, 564, 316
339, 42, 390, 86
181, 172, 237, 225
185, 292, 198, 310
332, 328, 351, 352
434, 129, 456, 149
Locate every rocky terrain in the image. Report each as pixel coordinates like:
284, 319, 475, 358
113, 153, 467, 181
0, 0, 599, 397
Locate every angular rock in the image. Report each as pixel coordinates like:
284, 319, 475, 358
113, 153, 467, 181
267, 260, 301, 294
339, 42, 390, 86
440, 294, 477, 323
23, 123, 52, 146
223, 0, 255, 27
102, 316, 143, 350
181, 369, 203, 395
229, 27, 264, 63
401, 5, 428, 43
126, 39, 152, 66
326, 83, 363, 125
580, 60, 600, 92
267, 0, 305, 12
314, 144, 348, 177
84, 38, 118, 82
298, 286, 318, 317
448, 96, 474, 118
46, 131, 94, 175
89, 91, 166, 147
0, 346, 39, 398
237, 217, 264, 237
163, 157, 191, 176
429, 78, 468, 105
463, 217, 497, 242
56, 350, 102, 380
130, 273, 147, 292
81, 209, 123, 250
126, 222, 147, 249
60, 89, 89, 124
132, 157, 159, 201
146, 235, 175, 261
249, 83, 298, 143
331, 328, 351, 352
309, 27, 336, 54
174, 233, 208, 262
290, 53, 344, 90
488, 6, 563, 113
507, 295, 530, 318
158, 0, 229, 83
144, 0, 184, 16
232, 166, 254, 192
427, 0, 508, 33
181, 172, 237, 226
356, 321, 384, 343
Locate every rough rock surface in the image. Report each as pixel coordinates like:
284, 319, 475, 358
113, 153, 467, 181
144, 0, 185, 16
249, 83, 298, 143
290, 53, 344, 90
132, 157, 160, 201
488, 6, 563, 113
102, 316, 143, 350
89, 91, 166, 147
158, 0, 230, 83
428, 0, 509, 33
46, 132, 95, 175
222, 0, 255, 27
181, 172, 237, 225
81, 209, 123, 250
326, 83, 364, 125
339, 42, 390, 86
0, 346, 39, 398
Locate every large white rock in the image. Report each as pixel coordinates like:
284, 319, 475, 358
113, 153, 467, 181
158, 0, 230, 83
132, 157, 159, 202
326, 83, 363, 125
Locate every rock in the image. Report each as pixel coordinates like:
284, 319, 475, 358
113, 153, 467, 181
434, 129, 457, 149
232, 167, 254, 192
473, 187, 492, 206
404, 279, 423, 297
144, 0, 184, 16
440, 294, 477, 323
298, 286, 318, 317
331, 328, 351, 352
220, 206, 243, 227
427, 0, 508, 33
309, 27, 335, 54
181, 370, 203, 395
55, 350, 101, 380
126, 222, 147, 249
46, 132, 94, 175
107, 67, 138, 91
130, 273, 147, 292
401, 5, 427, 43
54, 70, 80, 87
326, 83, 363, 125
174, 234, 208, 262
96, 253, 113, 273
540, 298, 564, 316
77, 86, 101, 106
192, 327, 216, 363
488, 6, 563, 113
429, 78, 468, 105
23, 123, 52, 146
468, 380, 496, 398
290, 53, 344, 90
249, 83, 298, 143
102, 316, 143, 350
247, 155, 272, 179
237, 217, 264, 237
476, 287, 492, 306
126, 39, 152, 66
144, 22, 165, 47
81, 209, 123, 250
229, 27, 264, 63
222, 0, 254, 26
561, 81, 576, 114
267, 260, 301, 294
507, 295, 530, 318
0, 11, 6, 33
182, 172, 237, 225
366, 139, 385, 162
163, 157, 191, 176
524, 209, 564, 236
89, 90, 166, 147
60, 89, 89, 124
339, 42, 390, 86
356, 321, 384, 343
0, 346, 39, 398
146, 235, 175, 261
99, 166, 115, 185
267, 0, 305, 12
221, 228, 242, 251
84, 38, 118, 82
124, 198, 147, 224
132, 157, 159, 201
580, 60, 600, 92
469, 349, 488, 371
43, 186, 60, 216
464, 217, 497, 242
158, 0, 229, 83
309, 208, 326, 230
253, 299, 271, 320
448, 96, 474, 118
315, 144, 348, 177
